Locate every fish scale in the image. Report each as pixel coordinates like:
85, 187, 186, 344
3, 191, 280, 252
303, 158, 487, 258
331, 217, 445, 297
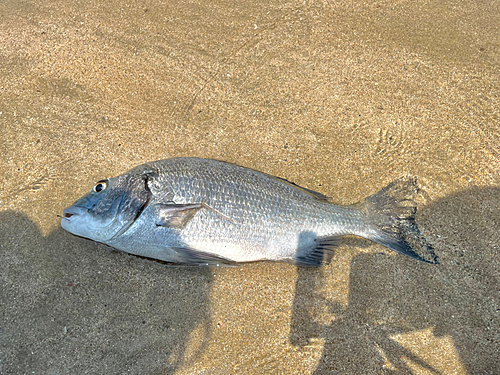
61, 158, 438, 265
153, 160, 334, 252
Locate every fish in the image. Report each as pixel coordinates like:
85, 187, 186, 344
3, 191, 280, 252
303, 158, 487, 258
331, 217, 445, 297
61, 157, 438, 266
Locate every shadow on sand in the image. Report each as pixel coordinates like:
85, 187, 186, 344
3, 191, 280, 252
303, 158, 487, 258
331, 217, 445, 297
0, 211, 213, 374
2, 187, 499, 374
291, 186, 500, 374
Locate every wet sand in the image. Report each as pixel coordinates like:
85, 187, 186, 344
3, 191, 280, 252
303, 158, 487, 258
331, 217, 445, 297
1, 0, 499, 373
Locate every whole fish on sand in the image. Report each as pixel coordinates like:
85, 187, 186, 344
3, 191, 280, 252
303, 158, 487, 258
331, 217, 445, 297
61, 158, 438, 266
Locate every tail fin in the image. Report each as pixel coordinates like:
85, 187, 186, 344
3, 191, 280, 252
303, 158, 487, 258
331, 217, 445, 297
356, 177, 438, 264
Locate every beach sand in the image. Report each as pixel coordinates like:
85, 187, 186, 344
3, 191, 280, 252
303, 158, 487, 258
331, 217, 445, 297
1, 0, 499, 373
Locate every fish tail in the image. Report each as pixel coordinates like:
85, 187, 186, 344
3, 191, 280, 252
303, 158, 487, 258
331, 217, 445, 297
354, 177, 438, 264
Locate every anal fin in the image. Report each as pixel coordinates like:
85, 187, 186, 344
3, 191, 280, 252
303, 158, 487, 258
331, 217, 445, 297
293, 236, 341, 267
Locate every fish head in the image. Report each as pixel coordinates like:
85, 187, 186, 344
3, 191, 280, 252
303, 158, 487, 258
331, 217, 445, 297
61, 172, 152, 242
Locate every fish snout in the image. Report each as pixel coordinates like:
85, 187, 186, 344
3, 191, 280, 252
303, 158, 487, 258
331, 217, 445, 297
61, 206, 88, 222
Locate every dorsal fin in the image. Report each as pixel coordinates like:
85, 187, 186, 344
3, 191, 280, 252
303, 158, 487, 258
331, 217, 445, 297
270, 175, 331, 202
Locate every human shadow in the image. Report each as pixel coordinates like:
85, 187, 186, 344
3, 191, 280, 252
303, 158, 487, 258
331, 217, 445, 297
290, 187, 500, 374
0, 211, 213, 374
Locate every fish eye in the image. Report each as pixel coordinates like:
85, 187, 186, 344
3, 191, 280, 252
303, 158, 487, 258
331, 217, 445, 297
93, 180, 108, 193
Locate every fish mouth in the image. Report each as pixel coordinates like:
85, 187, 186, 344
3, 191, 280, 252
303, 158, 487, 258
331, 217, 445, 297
61, 206, 88, 222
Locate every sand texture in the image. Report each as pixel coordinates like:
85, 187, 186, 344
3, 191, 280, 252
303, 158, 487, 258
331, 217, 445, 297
1, 0, 499, 373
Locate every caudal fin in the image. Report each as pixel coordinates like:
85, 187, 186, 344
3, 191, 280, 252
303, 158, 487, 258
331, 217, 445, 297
356, 177, 438, 264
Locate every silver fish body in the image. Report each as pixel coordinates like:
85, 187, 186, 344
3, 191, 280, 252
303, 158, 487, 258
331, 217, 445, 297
61, 158, 438, 265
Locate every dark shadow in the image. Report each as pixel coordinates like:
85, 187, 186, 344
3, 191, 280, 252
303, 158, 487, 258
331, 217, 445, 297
0, 211, 213, 374
290, 187, 500, 374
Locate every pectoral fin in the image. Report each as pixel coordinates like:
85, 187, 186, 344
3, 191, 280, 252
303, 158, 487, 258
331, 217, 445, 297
152, 203, 203, 228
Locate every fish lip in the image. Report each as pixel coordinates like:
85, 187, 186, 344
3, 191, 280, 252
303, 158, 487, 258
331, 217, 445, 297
61, 206, 88, 222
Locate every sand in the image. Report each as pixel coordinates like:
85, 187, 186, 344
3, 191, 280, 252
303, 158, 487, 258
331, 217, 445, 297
1, 0, 499, 373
